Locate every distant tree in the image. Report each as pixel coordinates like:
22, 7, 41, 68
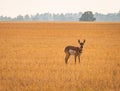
24, 14, 30, 21
117, 11, 120, 18
59, 13, 65, 21
79, 11, 96, 21
0, 16, 12, 21
53, 14, 60, 21
32, 13, 40, 21
16, 15, 24, 21
0, 16, 4, 21
41, 13, 52, 21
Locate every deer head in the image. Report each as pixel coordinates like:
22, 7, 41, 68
78, 39, 85, 49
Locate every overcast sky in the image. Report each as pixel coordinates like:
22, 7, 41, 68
0, 0, 120, 17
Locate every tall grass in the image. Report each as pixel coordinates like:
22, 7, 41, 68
0, 22, 120, 91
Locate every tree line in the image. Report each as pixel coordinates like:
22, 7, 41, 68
0, 11, 120, 22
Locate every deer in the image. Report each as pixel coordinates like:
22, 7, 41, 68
64, 39, 86, 64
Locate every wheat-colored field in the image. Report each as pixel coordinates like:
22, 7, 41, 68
0, 22, 120, 91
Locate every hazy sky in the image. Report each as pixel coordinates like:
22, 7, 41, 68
0, 0, 120, 17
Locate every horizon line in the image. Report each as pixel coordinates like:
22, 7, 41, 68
0, 11, 120, 18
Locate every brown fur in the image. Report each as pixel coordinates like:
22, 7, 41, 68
64, 40, 85, 64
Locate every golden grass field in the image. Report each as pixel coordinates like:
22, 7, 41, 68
0, 22, 120, 91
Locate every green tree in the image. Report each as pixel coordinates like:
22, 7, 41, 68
79, 11, 96, 21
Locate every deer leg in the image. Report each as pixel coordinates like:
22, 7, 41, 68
75, 55, 77, 64
78, 55, 80, 63
65, 53, 70, 64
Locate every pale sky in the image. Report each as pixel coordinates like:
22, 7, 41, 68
0, 0, 120, 17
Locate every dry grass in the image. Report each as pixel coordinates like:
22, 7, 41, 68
0, 22, 120, 91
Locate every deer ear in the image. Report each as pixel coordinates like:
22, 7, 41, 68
78, 39, 80, 43
83, 40, 86, 43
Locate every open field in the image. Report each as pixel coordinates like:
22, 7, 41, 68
0, 22, 120, 91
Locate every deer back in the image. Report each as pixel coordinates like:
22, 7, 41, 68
64, 46, 81, 55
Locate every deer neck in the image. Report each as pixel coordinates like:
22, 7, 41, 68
80, 46, 83, 51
